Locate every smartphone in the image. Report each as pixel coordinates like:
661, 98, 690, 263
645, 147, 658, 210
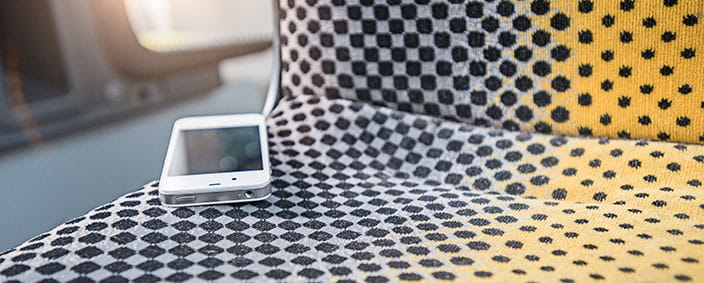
158, 114, 271, 206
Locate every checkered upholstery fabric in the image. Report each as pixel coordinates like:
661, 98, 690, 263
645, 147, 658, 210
2, 96, 703, 281
2, 0, 704, 282
280, 0, 704, 143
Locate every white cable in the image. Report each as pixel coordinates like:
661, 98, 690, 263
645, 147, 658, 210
261, 0, 280, 116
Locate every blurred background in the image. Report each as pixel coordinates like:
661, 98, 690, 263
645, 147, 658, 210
0, 0, 275, 251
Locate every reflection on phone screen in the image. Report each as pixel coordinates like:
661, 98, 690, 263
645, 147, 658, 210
169, 126, 262, 176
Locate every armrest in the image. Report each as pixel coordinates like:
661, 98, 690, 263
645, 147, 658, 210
90, 0, 272, 79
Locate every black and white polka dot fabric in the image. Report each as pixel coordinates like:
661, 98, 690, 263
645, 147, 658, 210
281, 1, 559, 130
2, 96, 702, 281
2, 0, 704, 281
280, 0, 704, 143
280, 0, 557, 131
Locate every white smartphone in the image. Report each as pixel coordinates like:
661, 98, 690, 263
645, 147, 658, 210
158, 113, 271, 207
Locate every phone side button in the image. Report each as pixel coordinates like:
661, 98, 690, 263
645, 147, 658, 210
175, 195, 196, 203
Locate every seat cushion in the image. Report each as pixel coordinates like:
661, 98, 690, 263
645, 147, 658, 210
2, 96, 702, 282
280, 0, 704, 143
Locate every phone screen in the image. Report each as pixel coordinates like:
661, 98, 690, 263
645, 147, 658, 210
168, 126, 262, 176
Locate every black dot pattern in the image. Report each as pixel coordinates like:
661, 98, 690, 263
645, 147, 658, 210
1, 0, 704, 281
1, 96, 702, 281
281, 0, 704, 143
280, 0, 563, 132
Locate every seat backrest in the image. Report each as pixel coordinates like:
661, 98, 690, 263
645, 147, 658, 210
279, 0, 703, 144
